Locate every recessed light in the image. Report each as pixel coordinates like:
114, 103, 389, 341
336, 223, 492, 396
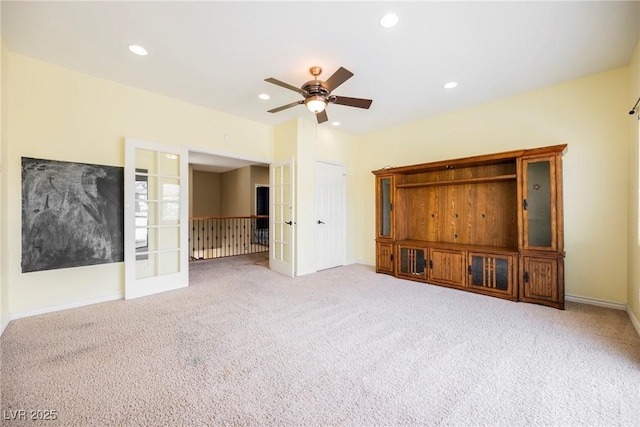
380, 13, 399, 28
128, 45, 148, 56
444, 82, 458, 89
331, 121, 341, 127
259, 93, 270, 100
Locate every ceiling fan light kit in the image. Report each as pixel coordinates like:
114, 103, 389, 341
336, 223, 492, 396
305, 95, 327, 113
265, 66, 373, 124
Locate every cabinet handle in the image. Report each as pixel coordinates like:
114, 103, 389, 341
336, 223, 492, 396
524, 271, 529, 283
523, 199, 528, 210
390, 253, 394, 262
429, 260, 433, 269
468, 265, 472, 275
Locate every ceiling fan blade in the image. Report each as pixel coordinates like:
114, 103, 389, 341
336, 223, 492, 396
267, 100, 304, 113
316, 110, 328, 124
330, 96, 373, 109
324, 67, 354, 92
265, 78, 307, 96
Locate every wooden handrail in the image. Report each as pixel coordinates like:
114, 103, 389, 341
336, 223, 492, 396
190, 215, 269, 220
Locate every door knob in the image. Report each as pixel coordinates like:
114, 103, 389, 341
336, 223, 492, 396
317, 220, 325, 224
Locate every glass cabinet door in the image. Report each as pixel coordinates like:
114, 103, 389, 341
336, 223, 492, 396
468, 252, 514, 298
377, 176, 394, 238
398, 246, 426, 279
522, 156, 557, 251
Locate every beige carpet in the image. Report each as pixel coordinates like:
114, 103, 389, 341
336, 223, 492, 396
1, 253, 639, 426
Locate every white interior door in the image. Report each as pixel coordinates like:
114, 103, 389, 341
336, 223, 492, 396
315, 161, 345, 271
124, 138, 188, 299
270, 158, 295, 277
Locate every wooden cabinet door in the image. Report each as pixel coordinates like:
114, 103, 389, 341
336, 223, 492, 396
520, 256, 562, 308
428, 248, 466, 288
468, 252, 516, 299
397, 245, 427, 280
376, 175, 395, 239
376, 242, 394, 275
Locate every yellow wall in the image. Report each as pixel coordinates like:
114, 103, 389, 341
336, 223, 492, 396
220, 167, 251, 217
628, 39, 640, 324
192, 170, 221, 217
192, 166, 268, 218
356, 67, 631, 304
4, 52, 273, 315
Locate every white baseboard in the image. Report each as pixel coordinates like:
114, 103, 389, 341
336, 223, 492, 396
565, 294, 640, 338
565, 294, 627, 311
10, 293, 123, 321
295, 269, 315, 277
627, 306, 640, 338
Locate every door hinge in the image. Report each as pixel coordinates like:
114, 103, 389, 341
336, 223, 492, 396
390, 203, 393, 211
523, 199, 528, 210
524, 271, 529, 283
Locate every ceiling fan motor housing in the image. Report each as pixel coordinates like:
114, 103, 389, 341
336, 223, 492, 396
302, 79, 330, 99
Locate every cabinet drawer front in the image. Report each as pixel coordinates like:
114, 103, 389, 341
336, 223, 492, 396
429, 249, 466, 287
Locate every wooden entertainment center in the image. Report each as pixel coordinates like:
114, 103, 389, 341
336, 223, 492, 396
373, 144, 566, 309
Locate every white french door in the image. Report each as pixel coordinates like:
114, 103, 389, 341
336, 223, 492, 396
315, 161, 345, 271
124, 138, 188, 299
269, 158, 295, 277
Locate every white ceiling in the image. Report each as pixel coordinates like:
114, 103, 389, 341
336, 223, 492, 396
2, 1, 639, 140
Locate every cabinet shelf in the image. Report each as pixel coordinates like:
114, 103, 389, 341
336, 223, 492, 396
395, 240, 519, 254
396, 174, 517, 188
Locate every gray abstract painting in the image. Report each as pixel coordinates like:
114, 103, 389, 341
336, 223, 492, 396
21, 157, 124, 273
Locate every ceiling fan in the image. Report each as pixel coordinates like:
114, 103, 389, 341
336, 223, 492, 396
264, 66, 373, 124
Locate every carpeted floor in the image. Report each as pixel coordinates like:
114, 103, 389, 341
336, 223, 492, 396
1, 253, 639, 426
